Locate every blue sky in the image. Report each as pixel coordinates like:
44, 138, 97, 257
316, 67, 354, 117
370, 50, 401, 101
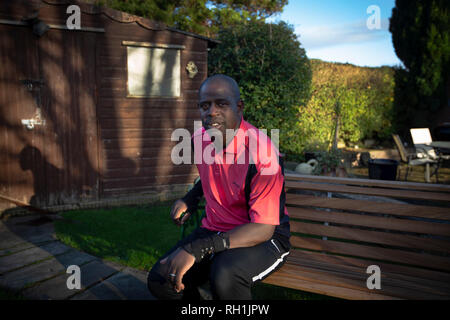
267, 0, 402, 67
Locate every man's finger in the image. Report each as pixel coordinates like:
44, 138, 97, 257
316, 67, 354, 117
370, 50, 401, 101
170, 200, 188, 223
174, 273, 185, 293
179, 211, 191, 225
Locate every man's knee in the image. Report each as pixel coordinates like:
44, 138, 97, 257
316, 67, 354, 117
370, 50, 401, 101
210, 258, 250, 299
147, 263, 181, 300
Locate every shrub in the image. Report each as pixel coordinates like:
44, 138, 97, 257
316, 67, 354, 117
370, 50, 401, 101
298, 60, 395, 150
208, 21, 312, 155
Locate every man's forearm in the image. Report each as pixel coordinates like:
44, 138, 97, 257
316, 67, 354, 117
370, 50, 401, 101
181, 179, 203, 212
226, 223, 275, 249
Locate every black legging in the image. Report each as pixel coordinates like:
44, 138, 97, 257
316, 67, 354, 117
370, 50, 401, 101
147, 227, 290, 300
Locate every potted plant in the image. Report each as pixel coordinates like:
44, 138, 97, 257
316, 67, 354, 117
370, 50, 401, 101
314, 149, 347, 177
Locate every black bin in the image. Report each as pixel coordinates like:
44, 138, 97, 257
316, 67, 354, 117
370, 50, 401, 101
368, 159, 399, 181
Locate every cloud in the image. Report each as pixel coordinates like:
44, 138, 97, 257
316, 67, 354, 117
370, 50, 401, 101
296, 18, 390, 49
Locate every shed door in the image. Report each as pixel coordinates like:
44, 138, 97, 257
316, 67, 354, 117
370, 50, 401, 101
0, 24, 99, 212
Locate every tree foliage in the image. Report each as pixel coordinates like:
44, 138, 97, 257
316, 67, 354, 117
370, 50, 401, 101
208, 21, 312, 155
389, 0, 450, 134
95, 0, 287, 37
298, 60, 395, 152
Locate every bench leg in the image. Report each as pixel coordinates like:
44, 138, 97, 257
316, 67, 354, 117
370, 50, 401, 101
425, 163, 430, 183
405, 165, 410, 181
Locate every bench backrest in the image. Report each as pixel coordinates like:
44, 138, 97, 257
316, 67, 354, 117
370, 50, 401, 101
284, 173, 450, 275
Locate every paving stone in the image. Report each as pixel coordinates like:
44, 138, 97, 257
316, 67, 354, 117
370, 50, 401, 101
22, 258, 121, 300
0, 228, 36, 251
0, 241, 71, 274
71, 267, 154, 300
1, 215, 155, 301
0, 241, 37, 257
0, 249, 97, 291
0, 216, 56, 250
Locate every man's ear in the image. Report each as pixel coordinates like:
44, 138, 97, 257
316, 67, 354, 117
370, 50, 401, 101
237, 99, 244, 113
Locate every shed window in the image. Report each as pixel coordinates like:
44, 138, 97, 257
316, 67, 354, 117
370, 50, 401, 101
126, 43, 182, 97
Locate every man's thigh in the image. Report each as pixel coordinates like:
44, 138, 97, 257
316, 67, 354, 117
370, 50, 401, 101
210, 237, 289, 288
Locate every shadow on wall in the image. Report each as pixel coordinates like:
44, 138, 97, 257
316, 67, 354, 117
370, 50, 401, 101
19, 145, 63, 207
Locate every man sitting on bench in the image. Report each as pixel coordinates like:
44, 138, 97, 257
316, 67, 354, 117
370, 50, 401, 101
147, 74, 291, 300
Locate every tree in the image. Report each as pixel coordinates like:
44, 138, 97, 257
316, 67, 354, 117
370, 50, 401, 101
389, 0, 449, 135
208, 21, 312, 155
95, 0, 287, 37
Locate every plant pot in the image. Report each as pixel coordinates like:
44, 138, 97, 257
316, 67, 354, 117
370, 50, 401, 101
368, 159, 399, 181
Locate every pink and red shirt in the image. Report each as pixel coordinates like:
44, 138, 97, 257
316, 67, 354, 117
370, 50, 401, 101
192, 117, 289, 232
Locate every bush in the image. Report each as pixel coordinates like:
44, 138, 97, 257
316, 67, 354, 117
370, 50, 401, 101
208, 21, 312, 155
298, 60, 395, 150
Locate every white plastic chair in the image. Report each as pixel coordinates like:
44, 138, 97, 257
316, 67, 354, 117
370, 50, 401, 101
392, 134, 438, 183
410, 128, 439, 160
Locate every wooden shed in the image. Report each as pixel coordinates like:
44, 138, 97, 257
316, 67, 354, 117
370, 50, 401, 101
0, 0, 216, 214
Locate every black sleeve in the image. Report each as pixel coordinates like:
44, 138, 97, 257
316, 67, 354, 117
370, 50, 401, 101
181, 179, 203, 213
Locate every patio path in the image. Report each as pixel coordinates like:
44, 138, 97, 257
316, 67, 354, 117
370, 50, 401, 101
0, 214, 155, 300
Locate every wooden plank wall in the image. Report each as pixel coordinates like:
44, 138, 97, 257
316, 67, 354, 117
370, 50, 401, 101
0, 0, 208, 212
96, 12, 205, 197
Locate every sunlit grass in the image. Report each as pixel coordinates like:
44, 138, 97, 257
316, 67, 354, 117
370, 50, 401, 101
54, 203, 332, 300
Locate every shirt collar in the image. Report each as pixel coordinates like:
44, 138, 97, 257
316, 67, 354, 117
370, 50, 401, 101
223, 116, 248, 155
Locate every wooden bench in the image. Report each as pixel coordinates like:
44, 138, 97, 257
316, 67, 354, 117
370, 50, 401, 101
262, 173, 450, 300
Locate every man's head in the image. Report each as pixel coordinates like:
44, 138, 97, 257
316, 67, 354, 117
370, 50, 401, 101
198, 74, 244, 147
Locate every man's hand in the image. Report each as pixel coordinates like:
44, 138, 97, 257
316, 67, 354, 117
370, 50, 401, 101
170, 199, 191, 226
160, 248, 195, 292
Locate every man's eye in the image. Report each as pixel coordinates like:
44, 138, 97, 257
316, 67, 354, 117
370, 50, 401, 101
200, 103, 209, 110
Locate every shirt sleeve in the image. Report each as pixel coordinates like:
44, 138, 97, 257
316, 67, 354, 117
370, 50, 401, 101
247, 161, 283, 225
182, 179, 203, 213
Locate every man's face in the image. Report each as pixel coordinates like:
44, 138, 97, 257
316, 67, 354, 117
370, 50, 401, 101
198, 79, 243, 147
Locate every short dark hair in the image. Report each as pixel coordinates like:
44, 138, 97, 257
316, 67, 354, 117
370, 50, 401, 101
199, 74, 241, 102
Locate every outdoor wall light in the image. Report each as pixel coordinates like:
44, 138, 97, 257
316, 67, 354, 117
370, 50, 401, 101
186, 61, 198, 79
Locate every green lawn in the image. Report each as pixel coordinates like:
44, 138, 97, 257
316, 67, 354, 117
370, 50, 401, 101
54, 202, 333, 300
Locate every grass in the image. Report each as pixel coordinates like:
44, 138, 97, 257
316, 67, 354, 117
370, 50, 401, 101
54, 202, 192, 271
54, 202, 333, 300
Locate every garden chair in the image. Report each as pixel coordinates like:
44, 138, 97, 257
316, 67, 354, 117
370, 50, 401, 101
410, 128, 439, 158
410, 127, 450, 158
392, 134, 439, 183
410, 128, 450, 181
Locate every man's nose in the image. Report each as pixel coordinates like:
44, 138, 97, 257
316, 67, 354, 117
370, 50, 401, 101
207, 103, 219, 116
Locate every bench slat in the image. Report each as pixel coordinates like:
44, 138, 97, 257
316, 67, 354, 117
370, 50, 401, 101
265, 255, 450, 299
285, 180, 450, 202
286, 194, 450, 221
263, 264, 399, 300
285, 260, 450, 299
290, 220, 450, 254
290, 236, 450, 272
286, 252, 450, 295
287, 249, 450, 284
288, 206, 450, 237
285, 173, 450, 193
